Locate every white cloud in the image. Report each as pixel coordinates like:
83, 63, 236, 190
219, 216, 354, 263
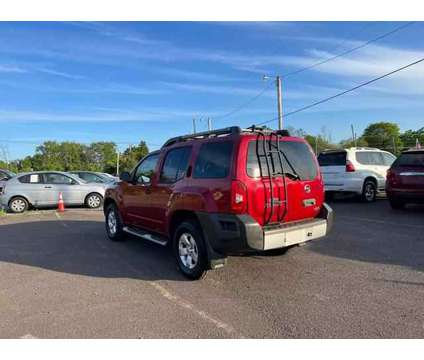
0, 64, 27, 73
35, 67, 86, 80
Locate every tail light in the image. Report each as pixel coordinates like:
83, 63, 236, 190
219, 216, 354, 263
231, 180, 248, 214
387, 168, 398, 185
345, 160, 355, 172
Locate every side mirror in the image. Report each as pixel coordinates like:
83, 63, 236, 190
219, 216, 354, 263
141, 175, 151, 184
119, 171, 131, 182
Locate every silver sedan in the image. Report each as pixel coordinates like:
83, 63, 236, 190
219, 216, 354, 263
0, 171, 106, 213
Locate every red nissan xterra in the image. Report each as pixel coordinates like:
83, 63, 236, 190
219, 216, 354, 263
104, 126, 333, 279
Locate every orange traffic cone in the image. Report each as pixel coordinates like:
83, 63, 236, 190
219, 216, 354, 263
57, 192, 65, 212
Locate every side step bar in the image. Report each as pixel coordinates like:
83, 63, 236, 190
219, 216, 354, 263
123, 226, 168, 246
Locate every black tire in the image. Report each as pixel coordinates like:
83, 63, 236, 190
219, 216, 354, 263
361, 180, 377, 203
388, 197, 405, 210
8, 196, 29, 213
85, 193, 103, 209
264, 247, 289, 256
105, 203, 126, 241
173, 220, 208, 280
325, 192, 335, 202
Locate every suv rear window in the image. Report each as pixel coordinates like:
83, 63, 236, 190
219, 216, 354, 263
247, 140, 317, 180
317, 151, 346, 166
394, 152, 424, 167
193, 141, 233, 179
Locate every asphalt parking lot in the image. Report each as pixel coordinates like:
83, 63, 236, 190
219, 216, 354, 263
0, 199, 423, 338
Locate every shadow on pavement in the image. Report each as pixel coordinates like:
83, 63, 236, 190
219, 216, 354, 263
309, 200, 424, 272
0, 220, 186, 282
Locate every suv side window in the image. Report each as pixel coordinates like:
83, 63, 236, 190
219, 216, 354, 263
370, 152, 384, 165
160, 147, 192, 183
133, 153, 160, 185
382, 152, 396, 166
356, 152, 371, 165
193, 141, 233, 179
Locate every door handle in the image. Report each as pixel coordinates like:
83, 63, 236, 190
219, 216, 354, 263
44, 186, 52, 189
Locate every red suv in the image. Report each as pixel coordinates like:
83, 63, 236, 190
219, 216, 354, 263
386, 149, 424, 209
104, 126, 333, 279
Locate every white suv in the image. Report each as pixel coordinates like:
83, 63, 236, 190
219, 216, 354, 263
318, 147, 396, 202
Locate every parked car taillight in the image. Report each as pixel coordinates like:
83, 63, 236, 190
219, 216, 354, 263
345, 160, 355, 172
231, 180, 248, 214
386, 168, 398, 185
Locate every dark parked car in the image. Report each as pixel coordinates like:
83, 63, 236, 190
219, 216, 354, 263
103, 126, 333, 279
386, 149, 424, 209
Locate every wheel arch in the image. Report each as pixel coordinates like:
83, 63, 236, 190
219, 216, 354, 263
363, 176, 378, 187
168, 210, 201, 238
103, 197, 116, 214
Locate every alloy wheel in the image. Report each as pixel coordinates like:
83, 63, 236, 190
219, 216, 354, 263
178, 232, 199, 270
107, 209, 117, 235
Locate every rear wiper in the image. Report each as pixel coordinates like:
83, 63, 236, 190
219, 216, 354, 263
270, 143, 301, 180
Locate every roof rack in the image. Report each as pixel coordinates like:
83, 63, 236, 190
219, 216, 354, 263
161, 126, 241, 148
161, 125, 291, 148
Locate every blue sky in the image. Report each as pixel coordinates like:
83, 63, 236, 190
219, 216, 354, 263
0, 21, 423, 159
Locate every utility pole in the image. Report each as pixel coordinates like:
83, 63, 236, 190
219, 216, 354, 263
207, 117, 212, 131
192, 118, 197, 134
392, 136, 397, 154
116, 150, 120, 176
351, 124, 357, 147
276, 76, 283, 130
315, 135, 318, 155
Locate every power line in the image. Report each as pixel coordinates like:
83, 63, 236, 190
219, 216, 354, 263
212, 81, 273, 120
256, 56, 424, 126
281, 21, 416, 78
212, 22, 415, 123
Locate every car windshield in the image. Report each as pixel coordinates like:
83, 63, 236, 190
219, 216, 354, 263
0, 170, 16, 180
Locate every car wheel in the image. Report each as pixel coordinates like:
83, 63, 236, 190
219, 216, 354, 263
105, 203, 126, 241
361, 180, 377, 203
86, 193, 103, 209
388, 197, 405, 210
8, 197, 29, 213
173, 221, 208, 280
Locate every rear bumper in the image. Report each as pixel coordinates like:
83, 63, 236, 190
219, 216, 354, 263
387, 189, 424, 202
196, 203, 333, 254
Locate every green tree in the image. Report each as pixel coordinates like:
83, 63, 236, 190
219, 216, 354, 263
120, 141, 149, 173
338, 137, 368, 149
304, 134, 337, 155
400, 127, 424, 150
86, 142, 117, 173
362, 122, 403, 154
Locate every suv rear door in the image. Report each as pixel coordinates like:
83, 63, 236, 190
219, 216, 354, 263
391, 151, 424, 189
245, 138, 323, 225
317, 151, 346, 187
